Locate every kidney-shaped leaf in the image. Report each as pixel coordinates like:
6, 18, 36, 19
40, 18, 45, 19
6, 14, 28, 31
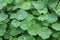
20, 2, 33, 10
38, 27, 52, 39
32, 1, 45, 10
11, 20, 20, 27
52, 23, 60, 31
18, 35, 35, 40
28, 24, 41, 35
20, 20, 32, 30
16, 10, 28, 20
0, 13, 8, 22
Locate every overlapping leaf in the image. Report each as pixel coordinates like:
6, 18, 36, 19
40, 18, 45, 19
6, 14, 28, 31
52, 23, 60, 31
38, 27, 52, 39
0, 13, 8, 22
20, 20, 32, 30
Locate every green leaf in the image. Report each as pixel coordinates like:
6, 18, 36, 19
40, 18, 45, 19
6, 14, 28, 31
0, 0, 13, 9
10, 10, 28, 20
0, 13, 8, 22
32, 1, 45, 10
56, 9, 60, 17
16, 10, 28, 20
38, 13, 58, 23
0, 37, 2, 40
42, 21, 49, 26
47, 14, 58, 23
20, 2, 33, 10
58, 35, 60, 40
43, 0, 49, 5
4, 31, 10, 39
0, 0, 60, 40
38, 27, 52, 39
3, 0, 13, 4
15, 0, 25, 6
3, 19, 10, 23
52, 31, 60, 38
48, 0, 58, 8
18, 35, 35, 40
11, 20, 20, 27
0, 0, 7, 9
10, 25, 23, 36
20, 20, 32, 30
37, 7, 48, 14
12, 38, 18, 40
32, 20, 42, 26
26, 14, 34, 20
0, 23, 7, 36
37, 14, 48, 21
9, 37, 18, 40
10, 13, 17, 19
57, 2, 60, 10
52, 23, 60, 31
32, 10, 40, 16
28, 24, 41, 35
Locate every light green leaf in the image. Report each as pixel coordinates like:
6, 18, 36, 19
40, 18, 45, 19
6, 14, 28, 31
10, 10, 28, 20
15, 0, 25, 6
26, 14, 34, 20
11, 20, 20, 27
20, 20, 32, 30
10, 13, 17, 19
0, 13, 8, 22
32, 1, 45, 10
0, 0, 13, 9
18, 35, 35, 40
3, 0, 13, 4
20, 2, 33, 10
38, 27, 52, 39
0, 0, 7, 9
37, 14, 58, 23
47, 14, 58, 23
37, 7, 48, 14
48, 0, 58, 8
9, 37, 18, 40
16, 10, 28, 20
12, 38, 18, 40
28, 24, 41, 35
57, 2, 60, 10
32, 10, 40, 16
56, 9, 60, 17
52, 23, 60, 31
37, 14, 48, 21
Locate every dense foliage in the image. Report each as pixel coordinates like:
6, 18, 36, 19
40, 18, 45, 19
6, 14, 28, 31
0, 0, 60, 40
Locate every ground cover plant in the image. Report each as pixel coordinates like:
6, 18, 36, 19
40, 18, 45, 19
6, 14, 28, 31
0, 0, 60, 40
